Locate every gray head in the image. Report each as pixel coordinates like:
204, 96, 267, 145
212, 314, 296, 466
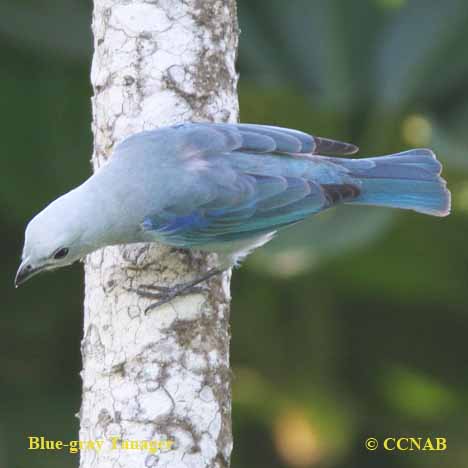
15, 188, 96, 286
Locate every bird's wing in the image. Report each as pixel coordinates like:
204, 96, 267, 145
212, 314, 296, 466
169, 122, 359, 157
231, 123, 359, 156
141, 123, 360, 247
142, 172, 358, 247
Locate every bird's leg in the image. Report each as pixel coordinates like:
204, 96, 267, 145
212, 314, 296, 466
135, 268, 224, 313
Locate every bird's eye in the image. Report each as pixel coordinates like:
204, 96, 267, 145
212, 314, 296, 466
53, 248, 69, 260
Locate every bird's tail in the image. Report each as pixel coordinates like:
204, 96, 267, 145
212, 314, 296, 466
335, 149, 451, 216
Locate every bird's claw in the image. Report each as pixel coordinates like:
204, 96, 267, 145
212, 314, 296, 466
125, 268, 222, 314
134, 283, 207, 313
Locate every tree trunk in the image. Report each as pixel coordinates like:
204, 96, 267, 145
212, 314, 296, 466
79, 2, 239, 467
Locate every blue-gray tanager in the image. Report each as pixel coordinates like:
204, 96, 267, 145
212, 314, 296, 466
16, 123, 450, 306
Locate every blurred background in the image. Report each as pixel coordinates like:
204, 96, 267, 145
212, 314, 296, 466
1, 0, 468, 466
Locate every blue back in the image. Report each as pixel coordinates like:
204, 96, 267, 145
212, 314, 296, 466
135, 123, 449, 248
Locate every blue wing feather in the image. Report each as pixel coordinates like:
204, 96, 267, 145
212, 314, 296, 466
143, 168, 350, 247
139, 124, 448, 248
140, 123, 362, 247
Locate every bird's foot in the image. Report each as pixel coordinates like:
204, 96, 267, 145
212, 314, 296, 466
132, 268, 223, 313
136, 283, 208, 313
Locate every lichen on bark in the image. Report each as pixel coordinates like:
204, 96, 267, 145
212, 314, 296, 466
79, 1, 239, 467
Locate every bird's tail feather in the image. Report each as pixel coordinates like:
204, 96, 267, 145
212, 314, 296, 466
338, 149, 451, 216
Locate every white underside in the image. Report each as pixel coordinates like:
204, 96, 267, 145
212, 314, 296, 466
197, 231, 277, 269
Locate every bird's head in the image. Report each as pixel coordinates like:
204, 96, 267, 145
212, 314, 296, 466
15, 190, 93, 287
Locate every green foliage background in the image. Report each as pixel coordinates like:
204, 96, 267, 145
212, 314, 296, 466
1, 1, 468, 467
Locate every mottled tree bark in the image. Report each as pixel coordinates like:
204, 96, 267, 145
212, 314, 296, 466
79, 1, 239, 467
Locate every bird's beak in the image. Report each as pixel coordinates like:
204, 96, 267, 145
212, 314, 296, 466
14, 260, 47, 287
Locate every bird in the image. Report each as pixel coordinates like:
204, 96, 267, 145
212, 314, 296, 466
15, 122, 450, 309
